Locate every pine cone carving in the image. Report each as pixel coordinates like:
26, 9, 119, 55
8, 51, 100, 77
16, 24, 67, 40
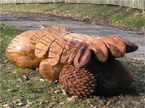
59, 58, 133, 97
59, 65, 98, 98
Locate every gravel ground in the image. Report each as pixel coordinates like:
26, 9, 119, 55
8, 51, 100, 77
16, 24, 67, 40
0, 10, 145, 62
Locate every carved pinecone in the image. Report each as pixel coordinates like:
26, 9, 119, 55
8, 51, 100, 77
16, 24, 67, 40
59, 65, 98, 98
59, 58, 133, 98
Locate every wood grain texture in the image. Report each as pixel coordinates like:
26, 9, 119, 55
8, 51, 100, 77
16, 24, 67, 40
59, 59, 133, 97
5, 25, 138, 68
5, 25, 137, 97
59, 64, 98, 98
63, 34, 138, 62
30, 25, 71, 44
5, 30, 45, 68
39, 59, 62, 81
35, 33, 58, 58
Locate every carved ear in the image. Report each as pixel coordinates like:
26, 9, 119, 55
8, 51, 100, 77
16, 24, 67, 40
73, 46, 91, 69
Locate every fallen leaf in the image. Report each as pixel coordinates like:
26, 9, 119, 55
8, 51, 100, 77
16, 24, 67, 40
106, 100, 111, 106
12, 71, 17, 74
0, 98, 5, 103
49, 87, 54, 91
48, 101, 57, 108
57, 96, 78, 107
7, 88, 18, 92
66, 96, 77, 102
22, 75, 29, 80
3, 104, 10, 108
61, 89, 66, 95
89, 104, 96, 108
18, 102, 24, 106
39, 78, 46, 82
54, 90, 61, 94
26, 100, 32, 105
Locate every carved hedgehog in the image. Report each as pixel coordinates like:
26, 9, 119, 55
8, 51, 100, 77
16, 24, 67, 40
5, 25, 138, 97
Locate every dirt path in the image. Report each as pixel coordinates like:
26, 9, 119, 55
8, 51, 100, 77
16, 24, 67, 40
1, 11, 145, 62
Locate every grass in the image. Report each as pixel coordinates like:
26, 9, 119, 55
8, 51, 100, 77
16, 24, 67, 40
0, 23, 23, 61
0, 4, 145, 28
0, 24, 145, 108
83, 8, 100, 16
110, 12, 145, 27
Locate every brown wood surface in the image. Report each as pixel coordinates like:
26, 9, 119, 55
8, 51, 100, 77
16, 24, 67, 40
59, 59, 133, 97
5, 30, 45, 68
5, 25, 138, 87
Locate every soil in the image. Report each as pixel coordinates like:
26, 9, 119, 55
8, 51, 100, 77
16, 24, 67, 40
0, 10, 145, 62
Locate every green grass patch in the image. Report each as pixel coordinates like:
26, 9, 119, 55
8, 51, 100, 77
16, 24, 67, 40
0, 23, 23, 61
123, 17, 145, 27
0, 4, 144, 28
84, 8, 100, 15
69, 6, 84, 13
0, 4, 58, 11
0, 24, 144, 107
111, 12, 125, 21
110, 12, 145, 27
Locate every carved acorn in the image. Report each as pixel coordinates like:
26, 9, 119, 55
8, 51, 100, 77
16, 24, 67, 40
59, 58, 133, 97
59, 64, 98, 98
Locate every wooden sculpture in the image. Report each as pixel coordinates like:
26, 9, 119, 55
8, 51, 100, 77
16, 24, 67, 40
5, 30, 45, 68
59, 58, 133, 97
5, 25, 138, 97
34, 26, 137, 81
5, 25, 70, 68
